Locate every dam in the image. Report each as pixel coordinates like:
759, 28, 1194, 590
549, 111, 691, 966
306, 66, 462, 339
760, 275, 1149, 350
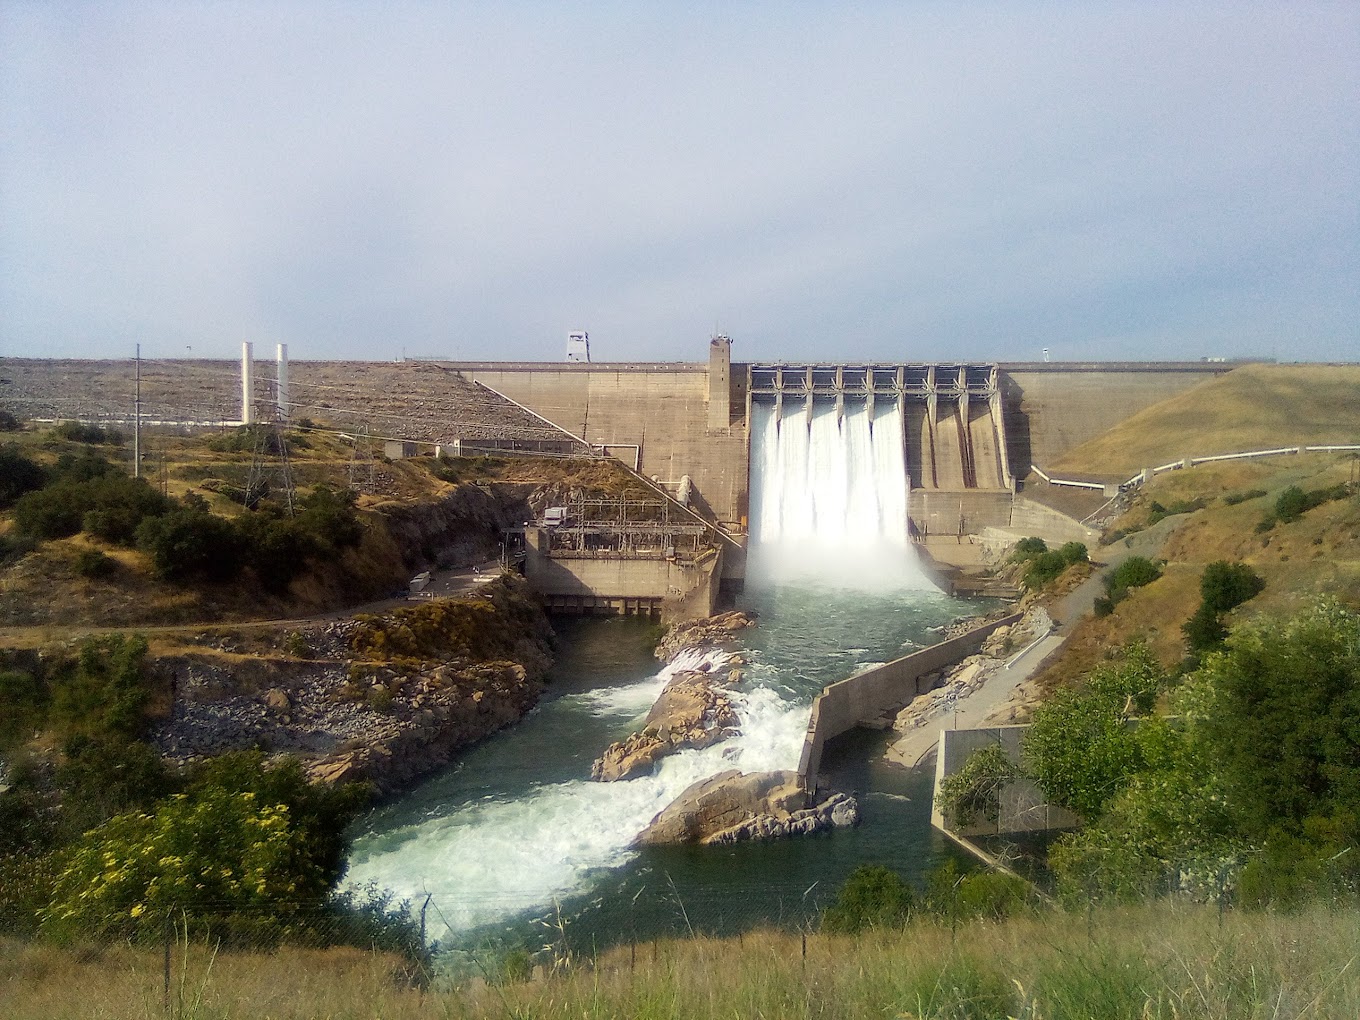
1, 345, 1231, 614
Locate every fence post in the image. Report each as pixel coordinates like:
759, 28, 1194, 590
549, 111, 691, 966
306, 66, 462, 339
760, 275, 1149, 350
163, 915, 171, 1013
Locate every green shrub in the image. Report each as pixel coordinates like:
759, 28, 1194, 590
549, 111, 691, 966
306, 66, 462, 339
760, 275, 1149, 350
0, 445, 46, 507
1183, 561, 1265, 654
821, 865, 914, 932
1260, 483, 1351, 531
1104, 556, 1162, 606
136, 505, 243, 581
12, 482, 88, 538
1057, 541, 1089, 563
53, 420, 120, 444
0, 533, 37, 566
938, 743, 1021, 827
1023, 551, 1068, 589
0, 409, 20, 431
208, 423, 289, 455
0, 669, 46, 750
73, 548, 117, 579
1223, 488, 1267, 506
1010, 537, 1048, 560
51, 449, 115, 482
1022, 644, 1164, 819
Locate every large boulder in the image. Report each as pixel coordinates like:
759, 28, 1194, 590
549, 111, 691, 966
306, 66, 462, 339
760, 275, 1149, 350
654, 610, 757, 663
591, 667, 739, 781
635, 770, 859, 846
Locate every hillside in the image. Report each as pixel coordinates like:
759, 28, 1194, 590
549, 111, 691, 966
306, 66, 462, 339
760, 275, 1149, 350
1021, 450, 1360, 695
1050, 363, 1360, 477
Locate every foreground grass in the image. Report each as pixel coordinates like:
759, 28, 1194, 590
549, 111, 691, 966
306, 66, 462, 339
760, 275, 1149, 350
3, 901, 1357, 1019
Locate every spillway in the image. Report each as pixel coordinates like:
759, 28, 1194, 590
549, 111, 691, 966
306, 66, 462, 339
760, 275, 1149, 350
748, 398, 935, 590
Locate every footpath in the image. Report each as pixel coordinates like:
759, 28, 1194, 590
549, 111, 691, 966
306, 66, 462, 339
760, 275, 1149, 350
885, 518, 1183, 770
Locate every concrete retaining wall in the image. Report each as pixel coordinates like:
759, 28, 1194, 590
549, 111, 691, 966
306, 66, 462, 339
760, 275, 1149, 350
1004, 497, 1101, 546
524, 541, 720, 621
931, 725, 1081, 836
797, 612, 1022, 790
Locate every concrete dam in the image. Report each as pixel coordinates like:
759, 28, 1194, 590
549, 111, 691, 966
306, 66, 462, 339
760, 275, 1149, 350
1, 345, 1229, 616
457, 341, 1226, 612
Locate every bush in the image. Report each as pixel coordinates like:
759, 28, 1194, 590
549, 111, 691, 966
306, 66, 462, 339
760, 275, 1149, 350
1259, 483, 1351, 531
821, 865, 914, 932
1104, 556, 1162, 608
73, 548, 117, 579
12, 464, 171, 543
1023, 551, 1069, 589
1018, 540, 1087, 589
0, 445, 46, 507
12, 481, 90, 538
0, 409, 20, 431
136, 505, 243, 581
1010, 537, 1048, 560
1184, 561, 1265, 655
1223, 488, 1267, 506
53, 420, 120, 445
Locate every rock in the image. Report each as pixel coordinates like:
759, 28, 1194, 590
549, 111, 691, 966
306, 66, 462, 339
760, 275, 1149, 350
264, 688, 291, 712
592, 669, 738, 781
635, 770, 859, 846
654, 610, 757, 662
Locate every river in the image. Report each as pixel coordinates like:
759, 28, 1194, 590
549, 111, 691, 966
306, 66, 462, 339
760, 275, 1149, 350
342, 577, 991, 961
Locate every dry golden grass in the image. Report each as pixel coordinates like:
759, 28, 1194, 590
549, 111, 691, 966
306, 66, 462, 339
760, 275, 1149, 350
1025, 452, 1360, 694
3, 901, 1357, 1019
1053, 364, 1360, 476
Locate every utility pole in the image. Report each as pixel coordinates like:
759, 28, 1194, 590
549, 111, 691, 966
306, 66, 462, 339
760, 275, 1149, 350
133, 344, 142, 478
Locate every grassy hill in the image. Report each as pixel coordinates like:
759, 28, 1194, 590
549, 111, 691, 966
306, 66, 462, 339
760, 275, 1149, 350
1024, 450, 1360, 695
1051, 364, 1360, 477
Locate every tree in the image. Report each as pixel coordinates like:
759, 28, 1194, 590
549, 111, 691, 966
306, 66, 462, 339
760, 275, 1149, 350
1183, 561, 1264, 654
0, 445, 45, 507
1200, 600, 1360, 843
136, 503, 243, 581
1022, 644, 1164, 819
938, 743, 1021, 827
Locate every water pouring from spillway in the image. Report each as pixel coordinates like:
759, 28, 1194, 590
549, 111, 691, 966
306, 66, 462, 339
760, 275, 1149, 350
748, 398, 938, 591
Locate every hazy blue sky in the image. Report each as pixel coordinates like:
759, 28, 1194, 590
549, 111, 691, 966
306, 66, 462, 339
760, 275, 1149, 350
2, 2, 1356, 364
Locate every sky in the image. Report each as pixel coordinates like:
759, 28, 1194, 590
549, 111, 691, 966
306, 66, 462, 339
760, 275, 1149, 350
1, 2, 1356, 365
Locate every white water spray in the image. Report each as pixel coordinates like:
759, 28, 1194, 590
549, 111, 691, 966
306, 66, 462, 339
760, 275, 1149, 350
748, 399, 934, 590
343, 649, 809, 938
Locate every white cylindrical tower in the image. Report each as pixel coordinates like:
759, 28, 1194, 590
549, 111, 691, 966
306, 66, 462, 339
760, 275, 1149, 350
241, 341, 255, 424
276, 343, 289, 421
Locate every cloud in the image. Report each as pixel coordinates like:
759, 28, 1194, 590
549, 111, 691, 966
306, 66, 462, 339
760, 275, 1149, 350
2, 3, 1356, 363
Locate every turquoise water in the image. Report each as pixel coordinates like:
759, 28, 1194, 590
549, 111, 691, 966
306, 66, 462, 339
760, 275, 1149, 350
343, 581, 990, 959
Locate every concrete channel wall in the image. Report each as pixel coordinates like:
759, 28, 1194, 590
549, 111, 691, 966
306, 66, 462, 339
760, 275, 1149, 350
931, 725, 1081, 837
797, 612, 1022, 791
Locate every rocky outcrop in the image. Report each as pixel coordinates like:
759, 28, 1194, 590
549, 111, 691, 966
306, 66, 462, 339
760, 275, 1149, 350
591, 665, 739, 781
653, 610, 756, 663
150, 577, 555, 795
634, 769, 859, 846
